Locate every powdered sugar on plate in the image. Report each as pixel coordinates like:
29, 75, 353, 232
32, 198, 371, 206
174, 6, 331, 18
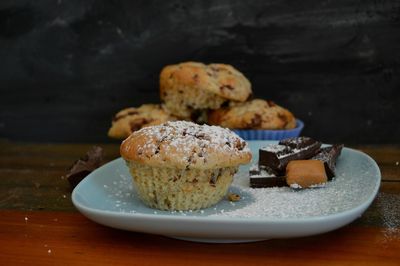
100, 146, 379, 220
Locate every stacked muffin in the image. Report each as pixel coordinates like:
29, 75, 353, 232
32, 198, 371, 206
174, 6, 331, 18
109, 62, 299, 140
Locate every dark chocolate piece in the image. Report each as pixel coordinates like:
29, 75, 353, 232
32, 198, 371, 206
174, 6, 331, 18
312, 144, 344, 179
249, 164, 287, 188
259, 137, 321, 172
279, 137, 319, 149
66, 146, 105, 189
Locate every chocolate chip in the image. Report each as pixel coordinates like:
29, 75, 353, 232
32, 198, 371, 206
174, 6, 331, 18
210, 169, 222, 186
249, 114, 262, 128
178, 90, 184, 94
195, 132, 205, 139
278, 113, 288, 127
193, 74, 199, 81
235, 140, 246, 151
266, 100, 276, 107
221, 100, 230, 107
130, 118, 150, 132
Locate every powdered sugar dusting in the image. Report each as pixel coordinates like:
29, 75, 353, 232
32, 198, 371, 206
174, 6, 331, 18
121, 121, 251, 169
134, 121, 250, 155
100, 146, 379, 220
209, 152, 379, 219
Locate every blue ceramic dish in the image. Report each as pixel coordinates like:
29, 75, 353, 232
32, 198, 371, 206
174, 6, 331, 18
233, 119, 304, 140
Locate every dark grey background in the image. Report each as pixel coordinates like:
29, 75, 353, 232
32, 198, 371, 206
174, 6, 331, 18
0, 0, 399, 144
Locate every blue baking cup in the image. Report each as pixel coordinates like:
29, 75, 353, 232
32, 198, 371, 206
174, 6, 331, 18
233, 119, 304, 140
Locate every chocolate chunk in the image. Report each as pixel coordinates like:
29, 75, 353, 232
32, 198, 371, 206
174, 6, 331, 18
312, 144, 344, 179
249, 114, 262, 128
130, 118, 150, 132
249, 164, 286, 188
259, 137, 321, 172
66, 146, 105, 189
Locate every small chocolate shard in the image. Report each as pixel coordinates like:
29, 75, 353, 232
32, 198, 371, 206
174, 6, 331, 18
312, 144, 344, 179
259, 137, 321, 172
66, 146, 105, 189
249, 164, 286, 188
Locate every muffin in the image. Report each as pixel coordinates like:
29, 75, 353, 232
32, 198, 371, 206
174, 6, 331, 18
208, 99, 301, 140
120, 121, 252, 211
160, 62, 252, 119
108, 104, 177, 139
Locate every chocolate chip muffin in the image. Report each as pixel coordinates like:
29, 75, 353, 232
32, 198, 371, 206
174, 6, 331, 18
160, 62, 252, 119
208, 99, 296, 130
108, 104, 177, 139
120, 121, 252, 211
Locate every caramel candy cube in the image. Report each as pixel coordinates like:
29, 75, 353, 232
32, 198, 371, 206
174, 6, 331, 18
286, 160, 327, 189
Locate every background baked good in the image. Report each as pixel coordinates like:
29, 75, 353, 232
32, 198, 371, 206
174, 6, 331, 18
208, 99, 296, 130
108, 104, 176, 139
160, 62, 252, 119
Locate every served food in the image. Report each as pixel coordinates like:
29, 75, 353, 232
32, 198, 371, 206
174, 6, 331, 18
208, 99, 296, 130
249, 137, 343, 189
160, 62, 252, 119
108, 104, 177, 139
120, 121, 252, 211
108, 61, 300, 140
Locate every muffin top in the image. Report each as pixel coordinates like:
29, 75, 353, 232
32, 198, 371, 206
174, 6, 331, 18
160, 62, 252, 102
108, 104, 177, 139
120, 121, 252, 169
208, 99, 296, 130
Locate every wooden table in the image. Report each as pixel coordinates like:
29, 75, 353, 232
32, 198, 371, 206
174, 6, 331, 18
1, 140, 399, 265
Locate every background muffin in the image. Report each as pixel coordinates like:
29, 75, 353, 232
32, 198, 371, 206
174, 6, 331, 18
120, 121, 252, 211
208, 99, 296, 130
108, 104, 176, 139
160, 62, 252, 119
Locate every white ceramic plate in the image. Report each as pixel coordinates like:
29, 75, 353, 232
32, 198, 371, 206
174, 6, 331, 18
72, 141, 380, 243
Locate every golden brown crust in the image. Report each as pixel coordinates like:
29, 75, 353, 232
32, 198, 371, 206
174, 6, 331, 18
108, 104, 177, 139
159, 62, 252, 118
120, 121, 252, 170
208, 99, 296, 130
